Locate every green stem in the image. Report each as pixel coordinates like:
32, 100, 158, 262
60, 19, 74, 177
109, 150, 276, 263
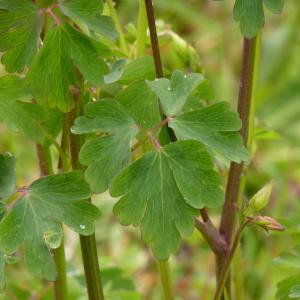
36, 145, 67, 300
213, 222, 249, 300
69, 94, 105, 300
158, 261, 174, 300
137, 0, 148, 57
106, 0, 129, 55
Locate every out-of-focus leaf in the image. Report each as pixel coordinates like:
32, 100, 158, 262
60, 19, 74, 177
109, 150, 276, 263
0, 0, 43, 72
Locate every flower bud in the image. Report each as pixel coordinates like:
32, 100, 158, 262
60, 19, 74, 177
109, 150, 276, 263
245, 181, 273, 215
251, 215, 284, 232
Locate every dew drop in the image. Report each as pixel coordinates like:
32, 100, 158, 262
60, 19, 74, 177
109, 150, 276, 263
80, 224, 86, 230
184, 75, 187, 78
168, 87, 171, 91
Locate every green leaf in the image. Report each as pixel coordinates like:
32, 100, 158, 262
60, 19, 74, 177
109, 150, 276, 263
234, 0, 284, 38
169, 102, 249, 162
0, 153, 16, 200
290, 285, 300, 298
60, 0, 118, 40
79, 133, 134, 193
0, 76, 63, 146
0, 75, 31, 100
62, 24, 109, 85
0, 253, 5, 291
115, 81, 161, 129
233, 0, 265, 39
72, 99, 137, 134
0, 0, 43, 72
147, 70, 204, 116
26, 26, 75, 112
111, 140, 224, 259
27, 24, 109, 112
263, 0, 284, 14
118, 56, 156, 85
277, 275, 300, 300
73, 100, 138, 193
0, 172, 100, 280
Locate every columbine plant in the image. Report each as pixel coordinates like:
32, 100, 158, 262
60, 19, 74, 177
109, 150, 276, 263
0, 0, 285, 299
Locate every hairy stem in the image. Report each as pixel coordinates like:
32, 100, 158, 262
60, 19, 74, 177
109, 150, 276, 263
217, 35, 260, 297
36, 145, 67, 300
69, 92, 105, 300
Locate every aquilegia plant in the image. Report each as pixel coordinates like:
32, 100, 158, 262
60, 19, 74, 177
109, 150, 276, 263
0, 0, 285, 299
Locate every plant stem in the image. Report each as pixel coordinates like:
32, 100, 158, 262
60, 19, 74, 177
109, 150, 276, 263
106, 0, 129, 55
36, 145, 67, 300
217, 35, 260, 297
137, 0, 148, 57
144, 0, 163, 78
158, 260, 174, 300
213, 222, 249, 300
69, 93, 105, 300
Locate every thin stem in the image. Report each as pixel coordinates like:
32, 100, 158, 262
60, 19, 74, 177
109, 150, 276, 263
158, 260, 174, 300
69, 92, 105, 300
36, 145, 67, 300
217, 35, 260, 297
144, 0, 163, 78
106, 0, 129, 55
213, 222, 249, 300
137, 0, 148, 57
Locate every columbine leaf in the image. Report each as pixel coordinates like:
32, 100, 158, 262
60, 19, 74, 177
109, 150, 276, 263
72, 100, 138, 193
0, 172, 100, 280
0, 0, 43, 73
0, 76, 63, 146
234, 0, 284, 38
118, 56, 156, 85
0, 153, 15, 200
72, 99, 137, 134
111, 140, 224, 259
26, 26, 75, 112
62, 24, 109, 85
263, 0, 284, 14
169, 102, 249, 162
147, 70, 204, 116
290, 285, 300, 298
27, 24, 109, 112
59, 0, 118, 40
276, 275, 300, 300
79, 133, 133, 193
115, 81, 161, 129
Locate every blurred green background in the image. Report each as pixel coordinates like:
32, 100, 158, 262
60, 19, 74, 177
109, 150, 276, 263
1, 0, 300, 299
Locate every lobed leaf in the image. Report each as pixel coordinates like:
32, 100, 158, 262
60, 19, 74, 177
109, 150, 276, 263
0, 76, 63, 146
59, 0, 118, 40
111, 140, 224, 259
115, 81, 161, 129
27, 24, 109, 112
0, 0, 43, 73
147, 70, 204, 116
0, 153, 15, 200
0, 172, 100, 280
169, 102, 249, 162
234, 0, 284, 38
73, 99, 138, 193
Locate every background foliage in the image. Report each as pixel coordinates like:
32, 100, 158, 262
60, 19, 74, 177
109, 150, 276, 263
0, 0, 299, 299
